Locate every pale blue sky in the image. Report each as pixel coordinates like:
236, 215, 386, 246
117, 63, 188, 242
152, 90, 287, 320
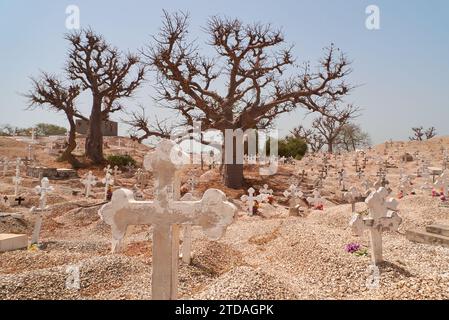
0, 0, 448, 143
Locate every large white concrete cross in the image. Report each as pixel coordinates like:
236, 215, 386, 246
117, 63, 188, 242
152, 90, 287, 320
349, 187, 401, 264
98, 140, 236, 300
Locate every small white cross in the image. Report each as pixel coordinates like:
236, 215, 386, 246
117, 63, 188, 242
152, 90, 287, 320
30, 177, 54, 244
240, 187, 264, 215
81, 171, 97, 198
102, 172, 114, 201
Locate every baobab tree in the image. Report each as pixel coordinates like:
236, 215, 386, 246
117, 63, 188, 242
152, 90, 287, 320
311, 105, 359, 153
337, 123, 371, 152
409, 126, 437, 141
25, 73, 86, 166
290, 125, 325, 153
65, 29, 145, 163
140, 11, 356, 188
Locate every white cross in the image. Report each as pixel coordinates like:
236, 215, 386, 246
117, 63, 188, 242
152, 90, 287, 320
307, 189, 324, 209
113, 165, 121, 180
399, 175, 413, 195
283, 184, 303, 199
81, 171, 97, 198
27, 144, 33, 160
240, 187, 264, 215
102, 172, 114, 201
349, 187, 401, 264
135, 168, 146, 189
259, 184, 273, 202
361, 178, 373, 192
30, 177, 54, 244
344, 186, 361, 213
434, 170, 449, 199
2, 156, 8, 177
98, 139, 236, 300
12, 163, 22, 197
104, 165, 113, 175
187, 173, 196, 193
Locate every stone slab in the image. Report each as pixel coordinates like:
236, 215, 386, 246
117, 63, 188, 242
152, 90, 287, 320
0, 233, 28, 252
426, 224, 449, 238
406, 229, 449, 248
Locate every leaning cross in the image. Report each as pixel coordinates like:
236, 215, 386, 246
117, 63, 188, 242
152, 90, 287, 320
98, 139, 236, 300
81, 171, 97, 198
30, 177, 54, 244
434, 170, 449, 199
349, 187, 401, 265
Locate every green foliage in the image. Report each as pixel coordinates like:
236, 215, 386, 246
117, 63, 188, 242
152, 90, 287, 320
266, 136, 308, 160
35, 123, 67, 136
0, 123, 67, 136
106, 154, 137, 168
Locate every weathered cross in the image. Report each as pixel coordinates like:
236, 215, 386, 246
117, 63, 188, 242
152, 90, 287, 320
307, 189, 324, 209
113, 165, 121, 180
81, 171, 97, 198
434, 170, 449, 199
259, 184, 273, 202
30, 177, 54, 244
135, 168, 146, 189
12, 161, 22, 196
349, 187, 401, 264
240, 187, 264, 215
98, 139, 236, 300
102, 171, 114, 201
344, 186, 361, 213
2, 156, 8, 177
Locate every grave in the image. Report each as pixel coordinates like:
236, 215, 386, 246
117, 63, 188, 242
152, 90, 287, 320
0, 234, 28, 252
349, 187, 402, 264
26, 166, 78, 179
99, 139, 236, 300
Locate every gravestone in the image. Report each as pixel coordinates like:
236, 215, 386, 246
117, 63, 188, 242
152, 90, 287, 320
98, 139, 236, 300
241, 187, 264, 215
81, 171, 97, 198
30, 177, 54, 244
102, 169, 114, 201
344, 186, 361, 213
349, 187, 401, 264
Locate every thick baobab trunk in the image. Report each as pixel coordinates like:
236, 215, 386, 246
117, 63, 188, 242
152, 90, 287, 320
223, 162, 244, 189
60, 117, 80, 167
85, 96, 104, 163
222, 130, 244, 189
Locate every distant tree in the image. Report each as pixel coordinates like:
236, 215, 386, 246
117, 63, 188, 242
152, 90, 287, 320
337, 123, 371, 151
266, 136, 308, 159
65, 29, 145, 163
310, 105, 359, 153
425, 126, 437, 140
25, 73, 85, 166
290, 125, 325, 153
35, 123, 67, 136
409, 126, 437, 141
0, 124, 17, 136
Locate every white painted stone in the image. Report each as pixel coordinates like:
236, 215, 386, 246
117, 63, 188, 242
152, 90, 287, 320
0, 234, 28, 252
